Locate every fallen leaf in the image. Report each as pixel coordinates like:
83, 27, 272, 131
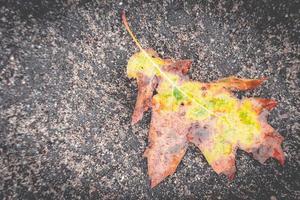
122, 12, 285, 188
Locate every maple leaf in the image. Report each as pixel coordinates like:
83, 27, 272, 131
122, 12, 285, 188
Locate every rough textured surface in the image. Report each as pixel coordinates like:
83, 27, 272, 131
0, 0, 299, 199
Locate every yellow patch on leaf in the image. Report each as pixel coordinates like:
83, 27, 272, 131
127, 49, 171, 78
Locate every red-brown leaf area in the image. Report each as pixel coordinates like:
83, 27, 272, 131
127, 50, 285, 188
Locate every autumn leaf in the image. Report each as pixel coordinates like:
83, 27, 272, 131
122, 12, 285, 188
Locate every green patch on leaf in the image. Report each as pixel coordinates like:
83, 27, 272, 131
239, 111, 255, 125
173, 87, 184, 101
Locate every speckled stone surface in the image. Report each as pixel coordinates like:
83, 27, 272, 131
0, 0, 299, 199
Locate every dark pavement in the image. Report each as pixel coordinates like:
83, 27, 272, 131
0, 0, 299, 199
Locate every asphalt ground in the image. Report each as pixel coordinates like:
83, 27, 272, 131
0, 0, 299, 199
